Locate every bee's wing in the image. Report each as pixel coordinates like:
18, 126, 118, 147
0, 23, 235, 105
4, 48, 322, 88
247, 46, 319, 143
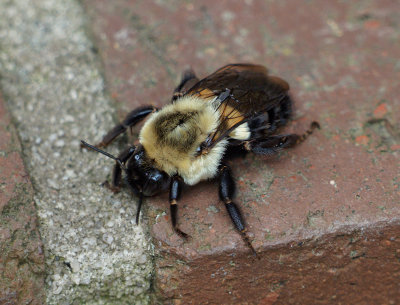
185, 64, 290, 150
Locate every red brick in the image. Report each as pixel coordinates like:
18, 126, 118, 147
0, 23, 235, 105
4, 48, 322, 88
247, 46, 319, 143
0, 93, 45, 304
82, 0, 400, 303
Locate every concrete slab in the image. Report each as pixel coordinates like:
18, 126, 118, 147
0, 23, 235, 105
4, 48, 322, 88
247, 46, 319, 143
0, 0, 153, 303
83, 0, 400, 303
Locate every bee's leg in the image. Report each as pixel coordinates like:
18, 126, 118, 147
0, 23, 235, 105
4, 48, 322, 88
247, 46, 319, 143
93, 106, 157, 148
246, 121, 320, 155
169, 175, 190, 239
114, 147, 143, 224
219, 165, 257, 256
169, 176, 190, 238
103, 146, 136, 192
294, 121, 320, 145
245, 134, 300, 155
172, 68, 199, 101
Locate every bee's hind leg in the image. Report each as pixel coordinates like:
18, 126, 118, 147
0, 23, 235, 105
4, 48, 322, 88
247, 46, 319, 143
246, 121, 320, 155
219, 164, 257, 257
294, 121, 320, 145
91, 105, 157, 148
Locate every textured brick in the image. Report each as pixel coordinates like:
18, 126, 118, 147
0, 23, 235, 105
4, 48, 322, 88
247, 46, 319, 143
0, 94, 45, 305
83, 0, 400, 303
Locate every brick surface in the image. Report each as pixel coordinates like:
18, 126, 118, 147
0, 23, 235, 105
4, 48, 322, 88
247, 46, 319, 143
0, 94, 45, 304
83, 0, 400, 303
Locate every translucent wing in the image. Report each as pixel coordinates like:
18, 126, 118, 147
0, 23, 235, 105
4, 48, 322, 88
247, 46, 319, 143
186, 64, 291, 151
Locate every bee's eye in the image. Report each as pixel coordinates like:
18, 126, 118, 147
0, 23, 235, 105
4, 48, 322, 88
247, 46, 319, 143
195, 146, 202, 154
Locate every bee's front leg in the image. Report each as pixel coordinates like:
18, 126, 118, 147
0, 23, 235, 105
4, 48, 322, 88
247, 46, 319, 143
219, 164, 257, 257
95, 105, 157, 148
169, 175, 190, 239
103, 146, 136, 193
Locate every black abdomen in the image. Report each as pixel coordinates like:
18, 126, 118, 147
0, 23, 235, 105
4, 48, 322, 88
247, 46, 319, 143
248, 94, 292, 137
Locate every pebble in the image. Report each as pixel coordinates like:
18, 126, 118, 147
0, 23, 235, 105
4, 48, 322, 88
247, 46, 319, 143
103, 233, 114, 245
55, 139, 65, 147
49, 133, 58, 142
47, 179, 60, 190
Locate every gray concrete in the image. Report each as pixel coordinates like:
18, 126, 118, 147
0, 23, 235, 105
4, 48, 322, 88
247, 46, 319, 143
0, 0, 153, 303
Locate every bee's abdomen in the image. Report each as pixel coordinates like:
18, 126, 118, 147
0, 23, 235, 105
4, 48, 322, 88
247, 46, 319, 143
248, 94, 292, 137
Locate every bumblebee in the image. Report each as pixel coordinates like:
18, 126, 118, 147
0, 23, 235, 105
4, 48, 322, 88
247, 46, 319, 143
82, 64, 319, 255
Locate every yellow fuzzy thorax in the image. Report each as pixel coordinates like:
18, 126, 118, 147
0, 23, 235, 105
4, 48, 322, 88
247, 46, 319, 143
139, 95, 225, 185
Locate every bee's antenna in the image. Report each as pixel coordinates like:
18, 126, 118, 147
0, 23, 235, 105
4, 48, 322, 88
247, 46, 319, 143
80, 140, 128, 172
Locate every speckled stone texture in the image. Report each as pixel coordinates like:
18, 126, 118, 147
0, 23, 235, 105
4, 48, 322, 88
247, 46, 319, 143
0, 0, 153, 304
83, 0, 400, 303
0, 95, 45, 305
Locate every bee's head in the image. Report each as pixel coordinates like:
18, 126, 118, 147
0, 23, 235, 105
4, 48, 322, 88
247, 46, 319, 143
80, 141, 170, 197
128, 145, 170, 196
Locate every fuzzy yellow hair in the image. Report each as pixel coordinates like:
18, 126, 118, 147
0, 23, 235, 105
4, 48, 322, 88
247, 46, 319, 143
140, 95, 249, 185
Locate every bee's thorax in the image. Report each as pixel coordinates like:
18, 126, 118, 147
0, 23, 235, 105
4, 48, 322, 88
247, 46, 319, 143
139, 95, 249, 185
